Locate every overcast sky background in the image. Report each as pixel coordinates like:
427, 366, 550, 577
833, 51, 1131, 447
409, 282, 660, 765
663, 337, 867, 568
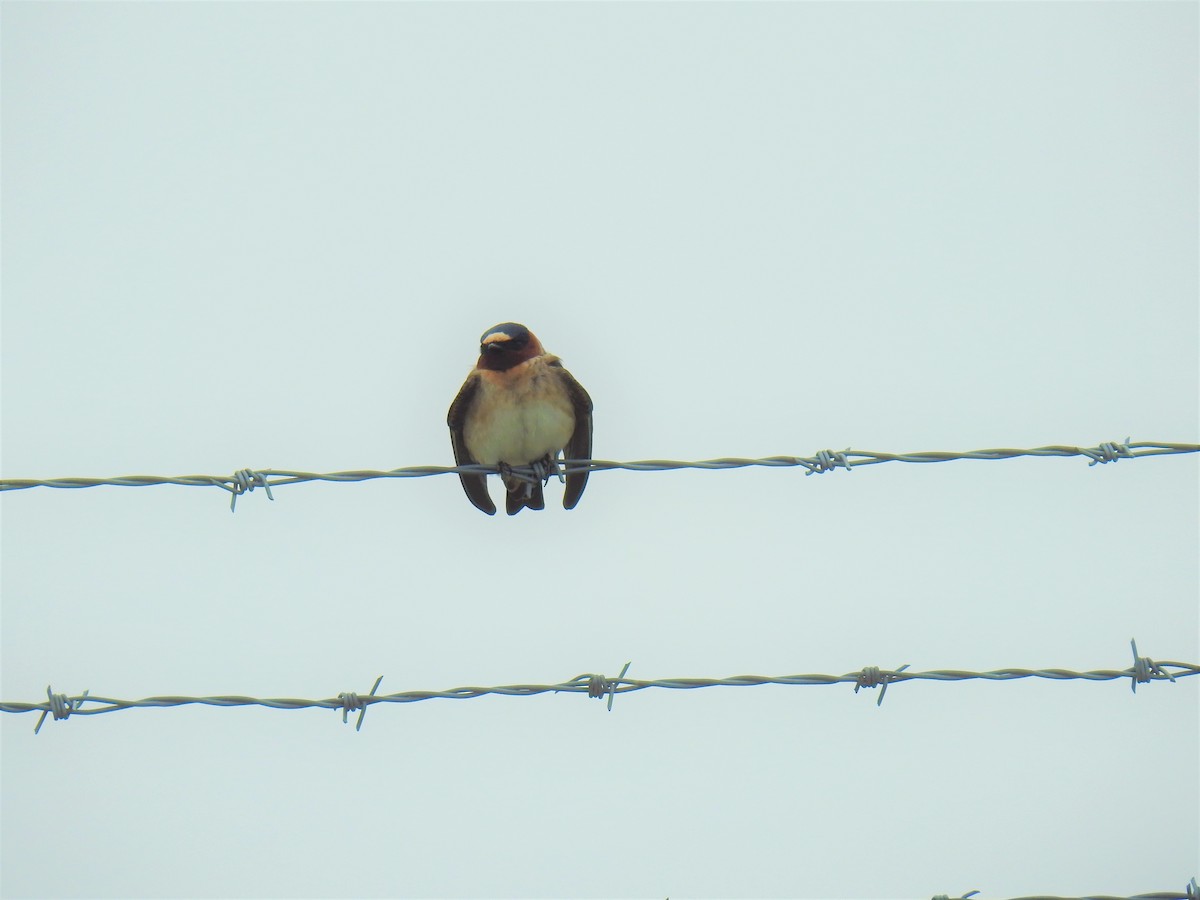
2, 3, 1197, 899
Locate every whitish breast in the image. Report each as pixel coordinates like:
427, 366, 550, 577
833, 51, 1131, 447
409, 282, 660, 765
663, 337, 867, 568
463, 362, 575, 465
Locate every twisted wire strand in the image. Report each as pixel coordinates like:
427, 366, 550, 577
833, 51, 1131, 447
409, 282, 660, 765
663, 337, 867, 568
7, 644, 1195, 730
982, 888, 1199, 900
1, 440, 1196, 503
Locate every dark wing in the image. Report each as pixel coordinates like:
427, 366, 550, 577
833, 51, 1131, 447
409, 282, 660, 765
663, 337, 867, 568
556, 366, 593, 510
446, 374, 496, 516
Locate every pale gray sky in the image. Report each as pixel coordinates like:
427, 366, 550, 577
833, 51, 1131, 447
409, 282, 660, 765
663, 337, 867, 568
2, 3, 1197, 899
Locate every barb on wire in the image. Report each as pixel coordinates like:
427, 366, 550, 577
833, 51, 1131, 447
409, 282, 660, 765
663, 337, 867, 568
855, 663, 910, 707
338, 675, 383, 731
6, 642, 1195, 732
1, 440, 1195, 508
229, 468, 273, 512
583, 661, 632, 712
33, 685, 89, 735
1129, 638, 1175, 694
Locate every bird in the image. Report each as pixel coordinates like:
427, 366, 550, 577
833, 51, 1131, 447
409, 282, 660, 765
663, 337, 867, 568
447, 322, 593, 516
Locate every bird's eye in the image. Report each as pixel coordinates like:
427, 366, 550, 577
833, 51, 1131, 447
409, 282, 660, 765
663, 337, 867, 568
482, 336, 525, 353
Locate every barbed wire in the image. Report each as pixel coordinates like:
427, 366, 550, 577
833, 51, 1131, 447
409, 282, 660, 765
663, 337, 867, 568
929, 884, 1199, 900
1, 438, 1195, 510
5, 640, 1193, 734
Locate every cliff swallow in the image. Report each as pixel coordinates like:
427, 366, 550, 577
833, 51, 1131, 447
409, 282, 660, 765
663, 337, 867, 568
447, 323, 593, 516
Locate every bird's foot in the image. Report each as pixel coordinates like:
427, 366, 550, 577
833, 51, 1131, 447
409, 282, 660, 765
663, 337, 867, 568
531, 453, 565, 486
499, 462, 534, 499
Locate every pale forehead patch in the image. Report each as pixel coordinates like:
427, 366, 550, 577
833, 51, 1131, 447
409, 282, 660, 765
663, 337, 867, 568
481, 331, 512, 345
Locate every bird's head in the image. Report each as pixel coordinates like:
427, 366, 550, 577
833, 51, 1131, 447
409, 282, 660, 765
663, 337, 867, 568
475, 322, 546, 372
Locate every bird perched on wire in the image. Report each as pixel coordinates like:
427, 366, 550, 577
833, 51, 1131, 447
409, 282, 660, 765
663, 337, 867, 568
447, 322, 593, 516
